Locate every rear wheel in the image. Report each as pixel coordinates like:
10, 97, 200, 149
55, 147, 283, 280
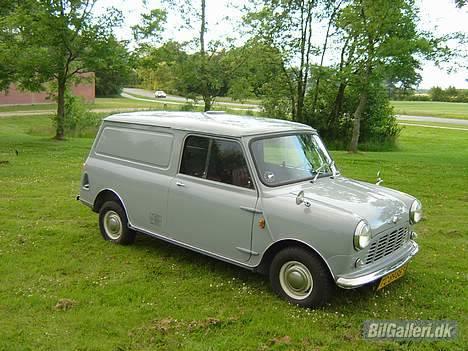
269, 246, 334, 307
99, 201, 135, 245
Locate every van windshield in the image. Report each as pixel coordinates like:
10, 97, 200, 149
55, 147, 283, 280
250, 133, 336, 187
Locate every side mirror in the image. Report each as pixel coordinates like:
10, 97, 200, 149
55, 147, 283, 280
296, 190, 311, 207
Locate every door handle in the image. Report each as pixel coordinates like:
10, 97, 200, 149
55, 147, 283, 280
176, 181, 185, 187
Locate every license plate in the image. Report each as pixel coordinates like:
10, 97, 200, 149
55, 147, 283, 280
377, 264, 408, 290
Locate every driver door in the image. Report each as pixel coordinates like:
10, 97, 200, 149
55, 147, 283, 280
166, 135, 258, 262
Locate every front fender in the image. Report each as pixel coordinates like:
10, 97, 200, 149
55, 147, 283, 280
259, 194, 359, 264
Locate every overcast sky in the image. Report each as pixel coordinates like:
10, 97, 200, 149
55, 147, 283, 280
96, 0, 468, 89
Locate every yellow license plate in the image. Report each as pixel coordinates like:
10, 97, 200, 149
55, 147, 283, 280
377, 264, 408, 290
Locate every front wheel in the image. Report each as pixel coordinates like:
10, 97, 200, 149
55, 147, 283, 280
269, 247, 334, 308
99, 201, 135, 245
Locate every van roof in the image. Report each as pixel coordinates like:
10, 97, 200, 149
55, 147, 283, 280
104, 111, 315, 137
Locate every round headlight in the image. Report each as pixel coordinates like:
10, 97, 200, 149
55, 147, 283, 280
410, 200, 423, 224
353, 220, 371, 250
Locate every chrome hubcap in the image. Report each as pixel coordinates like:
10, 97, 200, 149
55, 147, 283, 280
103, 210, 122, 240
279, 261, 313, 300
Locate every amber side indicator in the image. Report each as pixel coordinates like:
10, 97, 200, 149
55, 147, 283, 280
258, 217, 266, 229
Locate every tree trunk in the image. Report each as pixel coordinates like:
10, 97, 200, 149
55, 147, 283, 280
311, 1, 341, 114
203, 95, 211, 111
328, 82, 347, 131
55, 78, 66, 140
200, 0, 210, 112
348, 90, 368, 153
200, 0, 206, 55
296, 80, 304, 122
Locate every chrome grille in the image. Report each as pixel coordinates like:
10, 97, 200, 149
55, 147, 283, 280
365, 226, 409, 264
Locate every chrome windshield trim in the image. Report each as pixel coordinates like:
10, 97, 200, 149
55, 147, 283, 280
335, 241, 419, 289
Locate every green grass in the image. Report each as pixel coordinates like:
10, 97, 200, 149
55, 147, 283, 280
0, 98, 172, 113
0, 97, 260, 116
0, 115, 466, 350
0, 103, 56, 113
391, 101, 468, 119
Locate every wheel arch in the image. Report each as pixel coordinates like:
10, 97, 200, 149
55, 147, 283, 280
93, 189, 128, 215
255, 239, 335, 281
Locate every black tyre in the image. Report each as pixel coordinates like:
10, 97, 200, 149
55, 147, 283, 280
269, 246, 334, 308
98, 201, 135, 245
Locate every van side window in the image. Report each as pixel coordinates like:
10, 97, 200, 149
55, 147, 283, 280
207, 139, 253, 189
180, 136, 209, 178
180, 136, 253, 189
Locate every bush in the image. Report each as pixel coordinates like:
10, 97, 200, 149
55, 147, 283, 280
403, 94, 431, 101
301, 72, 400, 151
52, 91, 101, 137
429, 86, 468, 103
180, 102, 196, 111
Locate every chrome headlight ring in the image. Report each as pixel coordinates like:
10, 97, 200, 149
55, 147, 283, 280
410, 199, 423, 224
353, 220, 371, 250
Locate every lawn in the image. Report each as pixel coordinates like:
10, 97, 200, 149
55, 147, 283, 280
0, 97, 258, 116
0, 98, 181, 114
391, 100, 468, 119
0, 115, 466, 350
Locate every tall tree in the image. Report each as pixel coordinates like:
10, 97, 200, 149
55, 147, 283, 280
163, 0, 244, 111
0, 0, 121, 139
337, 0, 435, 152
309, 0, 343, 114
245, 0, 318, 122
94, 37, 133, 96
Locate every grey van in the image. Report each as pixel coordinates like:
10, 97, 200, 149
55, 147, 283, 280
78, 111, 422, 307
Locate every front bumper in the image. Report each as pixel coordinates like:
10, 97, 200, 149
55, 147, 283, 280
335, 240, 419, 289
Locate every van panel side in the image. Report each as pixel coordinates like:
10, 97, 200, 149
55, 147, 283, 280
95, 126, 174, 168
82, 122, 182, 234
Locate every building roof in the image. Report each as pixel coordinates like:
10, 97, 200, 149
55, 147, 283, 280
104, 111, 314, 137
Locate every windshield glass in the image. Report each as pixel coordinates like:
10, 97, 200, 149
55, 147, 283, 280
250, 133, 336, 187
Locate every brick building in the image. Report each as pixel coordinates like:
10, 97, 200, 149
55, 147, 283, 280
0, 72, 95, 105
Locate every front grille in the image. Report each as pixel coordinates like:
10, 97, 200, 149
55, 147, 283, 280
365, 226, 409, 264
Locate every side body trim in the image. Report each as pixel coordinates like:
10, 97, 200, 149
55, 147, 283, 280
130, 224, 257, 270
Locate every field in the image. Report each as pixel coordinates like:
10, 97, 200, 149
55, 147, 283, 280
391, 101, 468, 119
0, 97, 258, 117
2, 98, 468, 121
0, 112, 466, 350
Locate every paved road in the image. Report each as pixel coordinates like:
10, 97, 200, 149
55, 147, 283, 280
398, 122, 468, 131
120, 92, 261, 112
396, 114, 468, 126
122, 88, 260, 110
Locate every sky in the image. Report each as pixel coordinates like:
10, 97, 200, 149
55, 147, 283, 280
96, 0, 468, 89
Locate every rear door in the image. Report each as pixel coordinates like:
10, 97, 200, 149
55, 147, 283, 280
166, 135, 258, 262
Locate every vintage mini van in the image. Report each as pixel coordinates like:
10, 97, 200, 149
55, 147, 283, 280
78, 111, 422, 307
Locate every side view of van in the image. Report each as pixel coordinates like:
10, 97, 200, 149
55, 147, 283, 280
78, 111, 421, 307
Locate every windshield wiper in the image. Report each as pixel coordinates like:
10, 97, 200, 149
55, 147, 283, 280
311, 160, 339, 183
310, 163, 328, 183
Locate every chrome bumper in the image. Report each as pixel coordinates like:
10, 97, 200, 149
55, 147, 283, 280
335, 241, 419, 289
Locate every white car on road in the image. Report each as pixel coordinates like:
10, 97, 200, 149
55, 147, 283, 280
154, 90, 167, 98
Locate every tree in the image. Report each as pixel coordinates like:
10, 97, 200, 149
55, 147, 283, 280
0, 0, 122, 139
175, 49, 232, 106
336, 0, 435, 152
160, 0, 249, 111
245, 0, 318, 122
134, 41, 187, 93
94, 37, 133, 96
131, 8, 167, 44
226, 41, 286, 102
